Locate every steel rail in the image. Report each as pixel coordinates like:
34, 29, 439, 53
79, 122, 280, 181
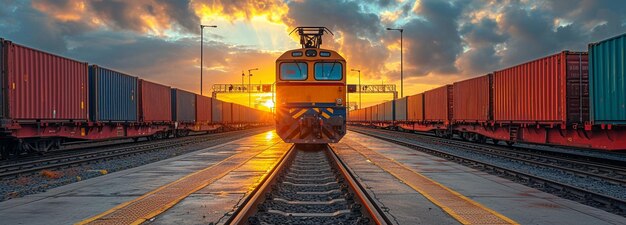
0, 128, 269, 178
351, 126, 626, 185
350, 127, 626, 216
227, 144, 390, 225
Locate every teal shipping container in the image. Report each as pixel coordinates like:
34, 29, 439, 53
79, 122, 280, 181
89, 65, 138, 122
589, 33, 626, 124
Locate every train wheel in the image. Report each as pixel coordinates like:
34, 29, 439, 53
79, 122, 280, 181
491, 139, 500, 145
506, 141, 515, 146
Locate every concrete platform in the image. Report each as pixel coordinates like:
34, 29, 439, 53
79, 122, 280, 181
0, 131, 286, 225
336, 131, 626, 225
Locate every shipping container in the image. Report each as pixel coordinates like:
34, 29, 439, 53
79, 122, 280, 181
493, 51, 588, 124
383, 101, 394, 121
223, 101, 233, 123
453, 74, 491, 122
196, 95, 212, 123
89, 66, 138, 122
2, 40, 89, 120
376, 104, 384, 121
171, 89, 196, 123
407, 93, 424, 121
589, 34, 626, 124
139, 79, 171, 122
232, 104, 241, 122
211, 99, 223, 122
394, 97, 407, 121
424, 85, 453, 123
0, 41, 4, 118
370, 106, 378, 122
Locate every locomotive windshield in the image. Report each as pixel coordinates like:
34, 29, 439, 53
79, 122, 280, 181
314, 62, 343, 80
280, 62, 308, 80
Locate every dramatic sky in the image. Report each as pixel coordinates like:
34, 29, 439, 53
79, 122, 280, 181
1, 0, 625, 110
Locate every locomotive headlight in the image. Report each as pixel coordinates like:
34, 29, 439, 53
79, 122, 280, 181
336, 98, 343, 105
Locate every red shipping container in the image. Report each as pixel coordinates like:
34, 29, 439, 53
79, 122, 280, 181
493, 51, 588, 124
223, 102, 232, 122
453, 74, 491, 122
3, 40, 89, 120
195, 95, 212, 123
424, 85, 453, 123
139, 79, 171, 122
407, 93, 424, 121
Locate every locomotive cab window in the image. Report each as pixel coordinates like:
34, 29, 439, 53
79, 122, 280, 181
280, 62, 308, 80
314, 62, 343, 80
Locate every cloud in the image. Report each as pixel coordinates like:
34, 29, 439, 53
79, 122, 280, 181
400, 0, 466, 77
2, 0, 626, 102
285, 0, 389, 79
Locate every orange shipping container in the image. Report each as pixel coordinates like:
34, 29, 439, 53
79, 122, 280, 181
407, 93, 424, 121
453, 75, 491, 122
424, 85, 453, 123
195, 95, 212, 123
493, 51, 588, 124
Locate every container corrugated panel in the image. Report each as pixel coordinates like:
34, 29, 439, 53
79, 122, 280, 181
407, 93, 424, 121
376, 104, 384, 121
453, 74, 491, 122
171, 89, 196, 123
233, 104, 242, 122
424, 85, 452, 122
493, 51, 588, 124
4, 40, 89, 120
196, 95, 212, 123
383, 101, 394, 121
394, 97, 407, 121
89, 66, 137, 122
223, 102, 232, 123
590, 34, 626, 124
370, 106, 378, 121
139, 79, 171, 122
0, 41, 4, 118
211, 99, 223, 122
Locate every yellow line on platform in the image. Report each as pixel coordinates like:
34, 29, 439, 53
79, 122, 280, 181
76, 141, 290, 225
336, 139, 519, 225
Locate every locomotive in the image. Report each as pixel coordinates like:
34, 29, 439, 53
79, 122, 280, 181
275, 27, 346, 143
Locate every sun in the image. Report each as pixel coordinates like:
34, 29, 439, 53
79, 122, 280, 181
263, 99, 275, 109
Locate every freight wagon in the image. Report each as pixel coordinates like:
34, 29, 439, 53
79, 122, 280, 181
349, 34, 626, 150
0, 39, 273, 159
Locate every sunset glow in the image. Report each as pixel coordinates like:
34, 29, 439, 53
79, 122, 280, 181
1, 0, 624, 111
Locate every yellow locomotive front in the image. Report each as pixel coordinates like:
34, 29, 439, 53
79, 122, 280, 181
275, 27, 346, 143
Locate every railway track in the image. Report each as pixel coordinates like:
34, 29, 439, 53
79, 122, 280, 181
349, 126, 626, 216
0, 127, 270, 178
228, 144, 389, 225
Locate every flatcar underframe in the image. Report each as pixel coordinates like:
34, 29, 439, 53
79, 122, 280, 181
350, 121, 626, 150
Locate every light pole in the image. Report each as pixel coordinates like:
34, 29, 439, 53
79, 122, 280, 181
351, 69, 361, 109
248, 68, 258, 107
200, 25, 217, 96
386, 27, 403, 98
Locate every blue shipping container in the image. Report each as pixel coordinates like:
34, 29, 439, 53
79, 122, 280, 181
171, 89, 196, 122
589, 33, 626, 124
89, 65, 138, 122
212, 98, 223, 122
